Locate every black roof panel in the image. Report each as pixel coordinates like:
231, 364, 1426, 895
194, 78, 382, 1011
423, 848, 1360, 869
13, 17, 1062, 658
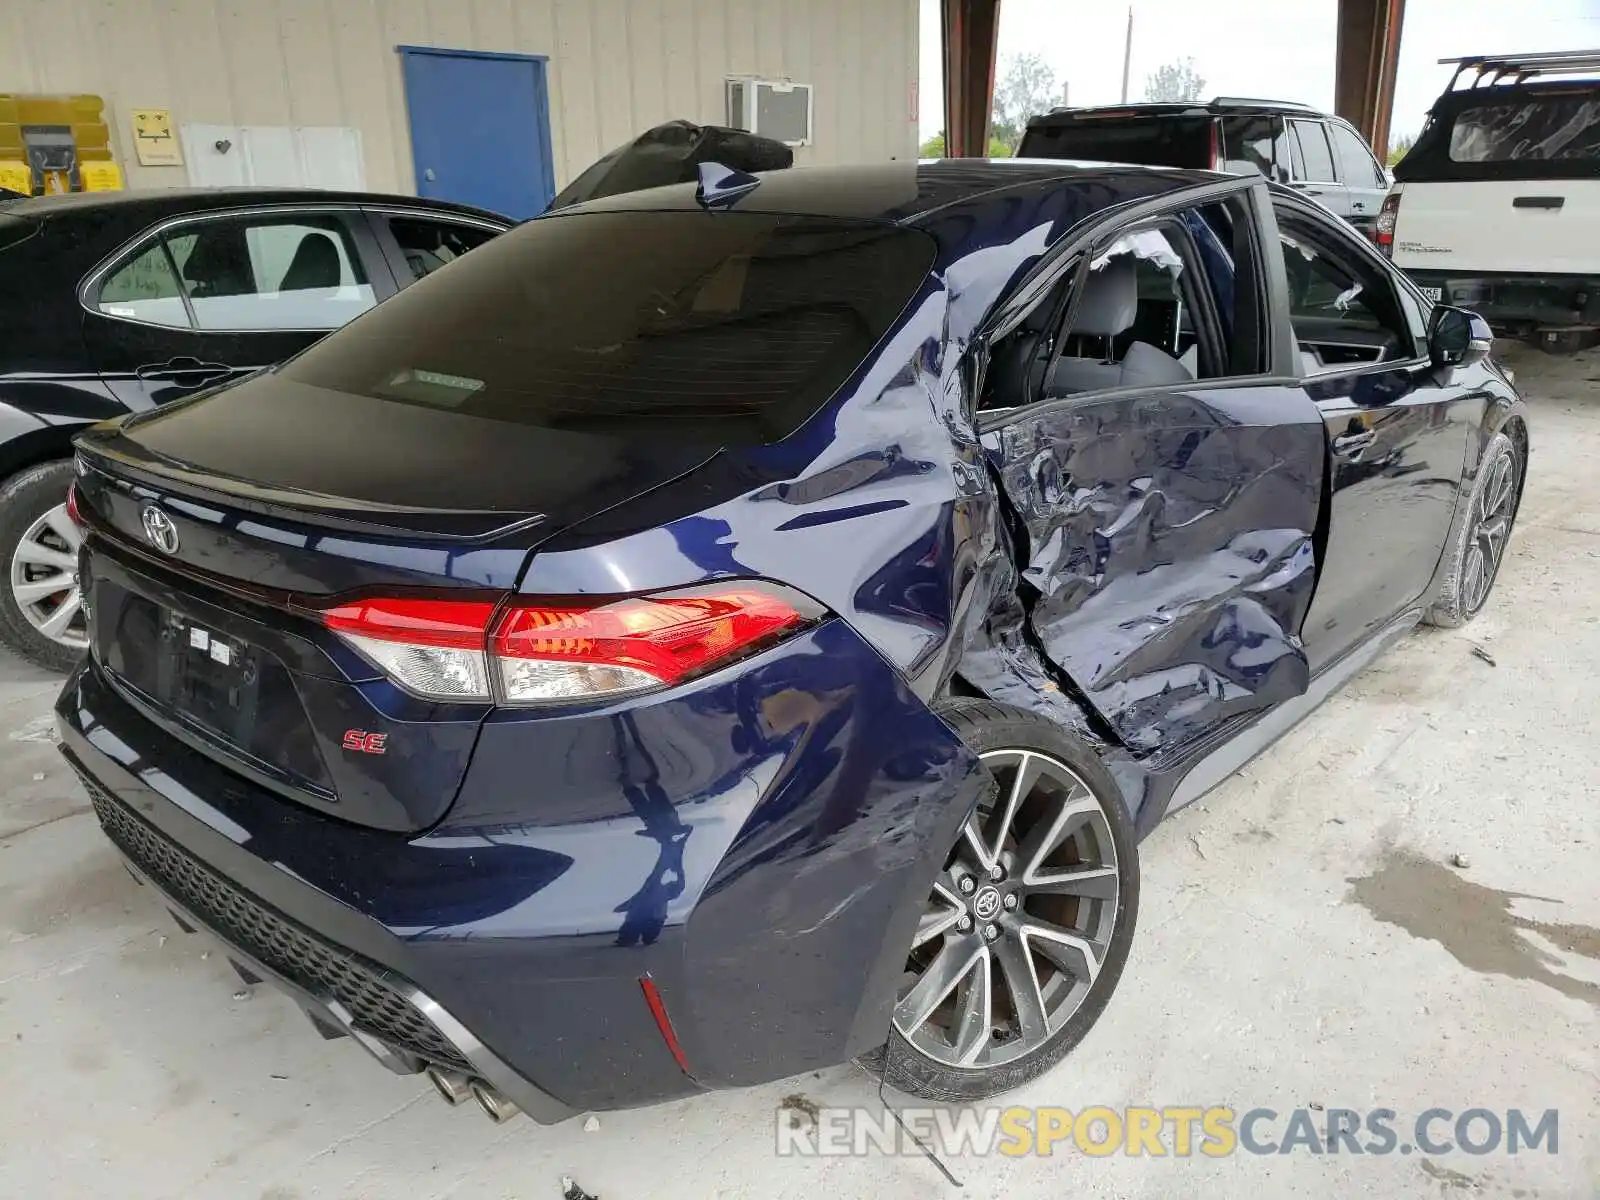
550, 158, 1216, 226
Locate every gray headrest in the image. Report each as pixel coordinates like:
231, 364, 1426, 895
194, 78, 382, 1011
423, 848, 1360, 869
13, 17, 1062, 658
1072, 256, 1138, 337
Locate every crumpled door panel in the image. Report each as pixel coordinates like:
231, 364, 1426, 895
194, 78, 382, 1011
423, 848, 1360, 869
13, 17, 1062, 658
989, 384, 1326, 756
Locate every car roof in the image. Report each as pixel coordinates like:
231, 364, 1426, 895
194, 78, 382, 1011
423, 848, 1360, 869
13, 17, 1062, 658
0, 186, 507, 224
1027, 97, 1327, 128
552, 158, 1220, 226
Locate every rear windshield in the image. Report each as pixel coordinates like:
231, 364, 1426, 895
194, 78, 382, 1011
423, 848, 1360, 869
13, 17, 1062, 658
1396, 85, 1600, 182
282, 210, 935, 445
1450, 93, 1600, 162
1019, 116, 1213, 169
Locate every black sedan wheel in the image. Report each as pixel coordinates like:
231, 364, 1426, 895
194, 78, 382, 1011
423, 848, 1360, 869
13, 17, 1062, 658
1427, 430, 1523, 628
0, 460, 87, 673
872, 699, 1138, 1102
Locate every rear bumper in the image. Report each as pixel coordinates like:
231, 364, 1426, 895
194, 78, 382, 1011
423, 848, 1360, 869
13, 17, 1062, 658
89, 785, 575, 1122
57, 618, 984, 1115
1401, 268, 1600, 331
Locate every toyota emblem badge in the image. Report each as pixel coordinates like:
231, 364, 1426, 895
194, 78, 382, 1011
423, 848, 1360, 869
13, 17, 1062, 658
140, 503, 179, 555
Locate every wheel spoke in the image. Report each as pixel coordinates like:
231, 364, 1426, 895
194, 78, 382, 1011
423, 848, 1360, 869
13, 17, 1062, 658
12, 540, 76, 571
912, 882, 965, 949
12, 575, 73, 604
966, 751, 1043, 868
1021, 919, 1103, 986
1485, 455, 1514, 519
43, 504, 80, 551
1015, 791, 1099, 879
950, 954, 994, 1065
1462, 545, 1486, 610
992, 932, 1050, 1045
895, 937, 986, 1036
37, 590, 82, 639
1025, 863, 1120, 900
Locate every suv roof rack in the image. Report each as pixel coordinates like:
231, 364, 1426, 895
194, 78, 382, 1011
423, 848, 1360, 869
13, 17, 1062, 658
1441, 50, 1600, 90
1034, 96, 1321, 121
1207, 96, 1320, 112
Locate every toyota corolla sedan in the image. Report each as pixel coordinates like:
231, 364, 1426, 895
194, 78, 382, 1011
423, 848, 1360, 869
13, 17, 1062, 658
57, 160, 1525, 1124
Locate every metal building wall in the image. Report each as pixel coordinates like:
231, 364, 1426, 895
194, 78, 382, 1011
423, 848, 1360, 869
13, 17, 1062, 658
0, 0, 919, 193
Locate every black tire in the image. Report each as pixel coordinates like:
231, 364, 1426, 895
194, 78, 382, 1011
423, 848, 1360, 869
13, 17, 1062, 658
1425, 430, 1523, 629
0, 460, 86, 673
862, 697, 1139, 1103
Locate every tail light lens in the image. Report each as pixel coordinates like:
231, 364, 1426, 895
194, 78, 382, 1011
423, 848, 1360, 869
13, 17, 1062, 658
1375, 191, 1401, 257
321, 583, 820, 705
323, 598, 498, 700
65, 481, 86, 527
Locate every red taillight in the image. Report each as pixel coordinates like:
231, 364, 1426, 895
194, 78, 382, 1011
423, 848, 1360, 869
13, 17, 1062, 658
322, 597, 498, 649
65, 481, 86, 527
319, 583, 816, 704
1375, 191, 1401, 257
493, 587, 806, 689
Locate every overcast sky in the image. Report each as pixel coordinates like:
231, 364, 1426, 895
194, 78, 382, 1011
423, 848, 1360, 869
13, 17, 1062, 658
917, 0, 1600, 150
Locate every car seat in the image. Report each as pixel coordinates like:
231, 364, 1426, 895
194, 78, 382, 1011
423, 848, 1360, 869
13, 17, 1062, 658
1047, 256, 1194, 393
279, 232, 342, 291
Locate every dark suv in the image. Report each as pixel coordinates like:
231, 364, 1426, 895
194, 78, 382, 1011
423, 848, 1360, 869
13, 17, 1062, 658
1020, 97, 1392, 233
0, 188, 508, 670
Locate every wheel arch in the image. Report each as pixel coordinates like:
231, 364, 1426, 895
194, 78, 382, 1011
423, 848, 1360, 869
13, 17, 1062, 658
1418, 390, 1527, 613
0, 408, 83, 486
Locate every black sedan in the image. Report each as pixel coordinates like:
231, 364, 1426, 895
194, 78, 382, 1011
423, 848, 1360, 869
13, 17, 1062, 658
0, 187, 508, 670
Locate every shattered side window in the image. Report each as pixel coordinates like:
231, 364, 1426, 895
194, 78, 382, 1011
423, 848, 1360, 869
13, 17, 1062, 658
1449, 95, 1600, 163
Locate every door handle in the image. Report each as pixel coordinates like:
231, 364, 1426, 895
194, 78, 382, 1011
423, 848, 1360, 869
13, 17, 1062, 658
1351, 200, 1367, 211
1512, 195, 1564, 210
135, 357, 233, 387
1332, 430, 1377, 460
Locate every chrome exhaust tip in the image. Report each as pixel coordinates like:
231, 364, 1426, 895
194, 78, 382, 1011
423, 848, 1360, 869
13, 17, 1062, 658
425, 1065, 473, 1106
470, 1079, 521, 1123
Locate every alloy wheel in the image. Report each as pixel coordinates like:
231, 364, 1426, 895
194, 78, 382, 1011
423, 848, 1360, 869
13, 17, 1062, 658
1461, 444, 1518, 616
892, 749, 1121, 1070
9, 501, 87, 649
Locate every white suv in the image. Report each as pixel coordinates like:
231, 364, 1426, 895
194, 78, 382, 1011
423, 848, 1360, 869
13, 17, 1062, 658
1381, 50, 1600, 347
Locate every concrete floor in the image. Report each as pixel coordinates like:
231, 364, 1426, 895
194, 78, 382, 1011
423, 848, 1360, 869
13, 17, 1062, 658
2, 347, 1597, 1199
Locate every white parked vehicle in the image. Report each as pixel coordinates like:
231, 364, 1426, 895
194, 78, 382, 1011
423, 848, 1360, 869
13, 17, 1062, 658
1380, 50, 1600, 348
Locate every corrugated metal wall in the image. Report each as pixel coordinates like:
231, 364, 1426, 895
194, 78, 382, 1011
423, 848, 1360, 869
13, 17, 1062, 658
0, 0, 919, 193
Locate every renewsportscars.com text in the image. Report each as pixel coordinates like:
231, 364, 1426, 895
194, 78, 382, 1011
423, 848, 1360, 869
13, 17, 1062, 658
774, 1105, 1560, 1159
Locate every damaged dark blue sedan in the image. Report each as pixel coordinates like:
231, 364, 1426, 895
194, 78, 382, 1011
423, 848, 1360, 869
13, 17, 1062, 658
57, 159, 1526, 1122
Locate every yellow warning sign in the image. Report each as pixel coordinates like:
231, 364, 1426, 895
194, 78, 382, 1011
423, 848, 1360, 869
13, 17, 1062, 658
79, 160, 123, 191
130, 107, 182, 166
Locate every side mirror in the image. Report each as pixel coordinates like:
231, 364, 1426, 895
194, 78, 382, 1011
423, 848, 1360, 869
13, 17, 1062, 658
1428, 305, 1493, 370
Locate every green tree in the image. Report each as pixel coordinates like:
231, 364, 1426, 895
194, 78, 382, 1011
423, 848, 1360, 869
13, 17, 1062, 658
1144, 57, 1205, 103
919, 131, 1017, 158
991, 53, 1058, 154
1387, 133, 1415, 166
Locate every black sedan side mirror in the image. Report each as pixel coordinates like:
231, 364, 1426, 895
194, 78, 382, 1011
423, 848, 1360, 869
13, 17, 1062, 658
1428, 305, 1493, 370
